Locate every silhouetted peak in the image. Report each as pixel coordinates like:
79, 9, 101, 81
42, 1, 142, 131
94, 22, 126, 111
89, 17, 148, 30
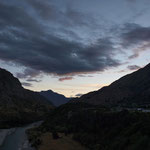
76, 63, 150, 106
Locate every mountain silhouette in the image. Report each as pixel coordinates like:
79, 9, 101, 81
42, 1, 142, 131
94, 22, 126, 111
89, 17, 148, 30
74, 63, 150, 106
0, 68, 53, 127
40, 90, 70, 106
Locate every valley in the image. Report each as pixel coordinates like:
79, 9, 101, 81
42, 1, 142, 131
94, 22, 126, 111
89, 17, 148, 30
0, 0, 150, 149
1, 63, 150, 150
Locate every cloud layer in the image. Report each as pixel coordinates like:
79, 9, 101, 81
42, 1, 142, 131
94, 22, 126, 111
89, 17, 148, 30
0, 1, 120, 78
0, 1, 149, 82
121, 23, 150, 58
127, 65, 141, 70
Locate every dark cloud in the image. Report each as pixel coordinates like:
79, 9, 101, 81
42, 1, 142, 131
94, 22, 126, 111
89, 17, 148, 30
121, 24, 150, 46
75, 93, 83, 97
78, 74, 94, 77
0, 1, 121, 79
21, 82, 32, 87
26, 79, 41, 82
16, 68, 42, 79
26, 0, 98, 29
59, 77, 73, 82
127, 65, 141, 70
120, 23, 150, 59
128, 53, 139, 59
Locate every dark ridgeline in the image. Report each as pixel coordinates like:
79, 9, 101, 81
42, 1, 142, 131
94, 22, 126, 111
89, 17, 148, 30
73, 63, 150, 107
40, 90, 70, 106
0, 68, 53, 128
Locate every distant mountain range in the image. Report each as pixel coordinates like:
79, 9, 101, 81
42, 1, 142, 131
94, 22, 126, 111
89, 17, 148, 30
73, 63, 150, 107
0, 68, 53, 127
40, 90, 70, 106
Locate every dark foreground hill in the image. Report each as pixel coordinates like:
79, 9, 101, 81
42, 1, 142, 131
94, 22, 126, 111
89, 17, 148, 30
40, 90, 70, 106
74, 63, 150, 107
27, 103, 150, 150
0, 68, 53, 128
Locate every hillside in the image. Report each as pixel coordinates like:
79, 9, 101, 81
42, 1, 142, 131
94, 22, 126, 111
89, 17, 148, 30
74, 63, 150, 106
40, 90, 70, 106
27, 103, 150, 150
0, 68, 53, 128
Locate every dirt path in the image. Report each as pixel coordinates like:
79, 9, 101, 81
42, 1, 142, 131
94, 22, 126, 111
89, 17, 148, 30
39, 133, 88, 150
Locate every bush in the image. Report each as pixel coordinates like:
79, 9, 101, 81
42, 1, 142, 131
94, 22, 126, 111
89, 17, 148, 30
52, 131, 59, 139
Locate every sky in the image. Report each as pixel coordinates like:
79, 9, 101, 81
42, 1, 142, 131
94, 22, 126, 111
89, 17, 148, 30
0, 0, 150, 97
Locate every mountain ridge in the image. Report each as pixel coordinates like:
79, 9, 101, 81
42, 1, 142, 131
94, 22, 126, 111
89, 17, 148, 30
0, 68, 53, 128
73, 63, 150, 106
40, 90, 70, 106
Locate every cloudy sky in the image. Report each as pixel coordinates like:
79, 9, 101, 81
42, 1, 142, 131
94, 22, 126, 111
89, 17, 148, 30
0, 0, 150, 97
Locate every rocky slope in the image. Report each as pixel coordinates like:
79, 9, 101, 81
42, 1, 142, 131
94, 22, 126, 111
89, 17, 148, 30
74, 63, 150, 106
40, 90, 70, 106
0, 68, 53, 128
